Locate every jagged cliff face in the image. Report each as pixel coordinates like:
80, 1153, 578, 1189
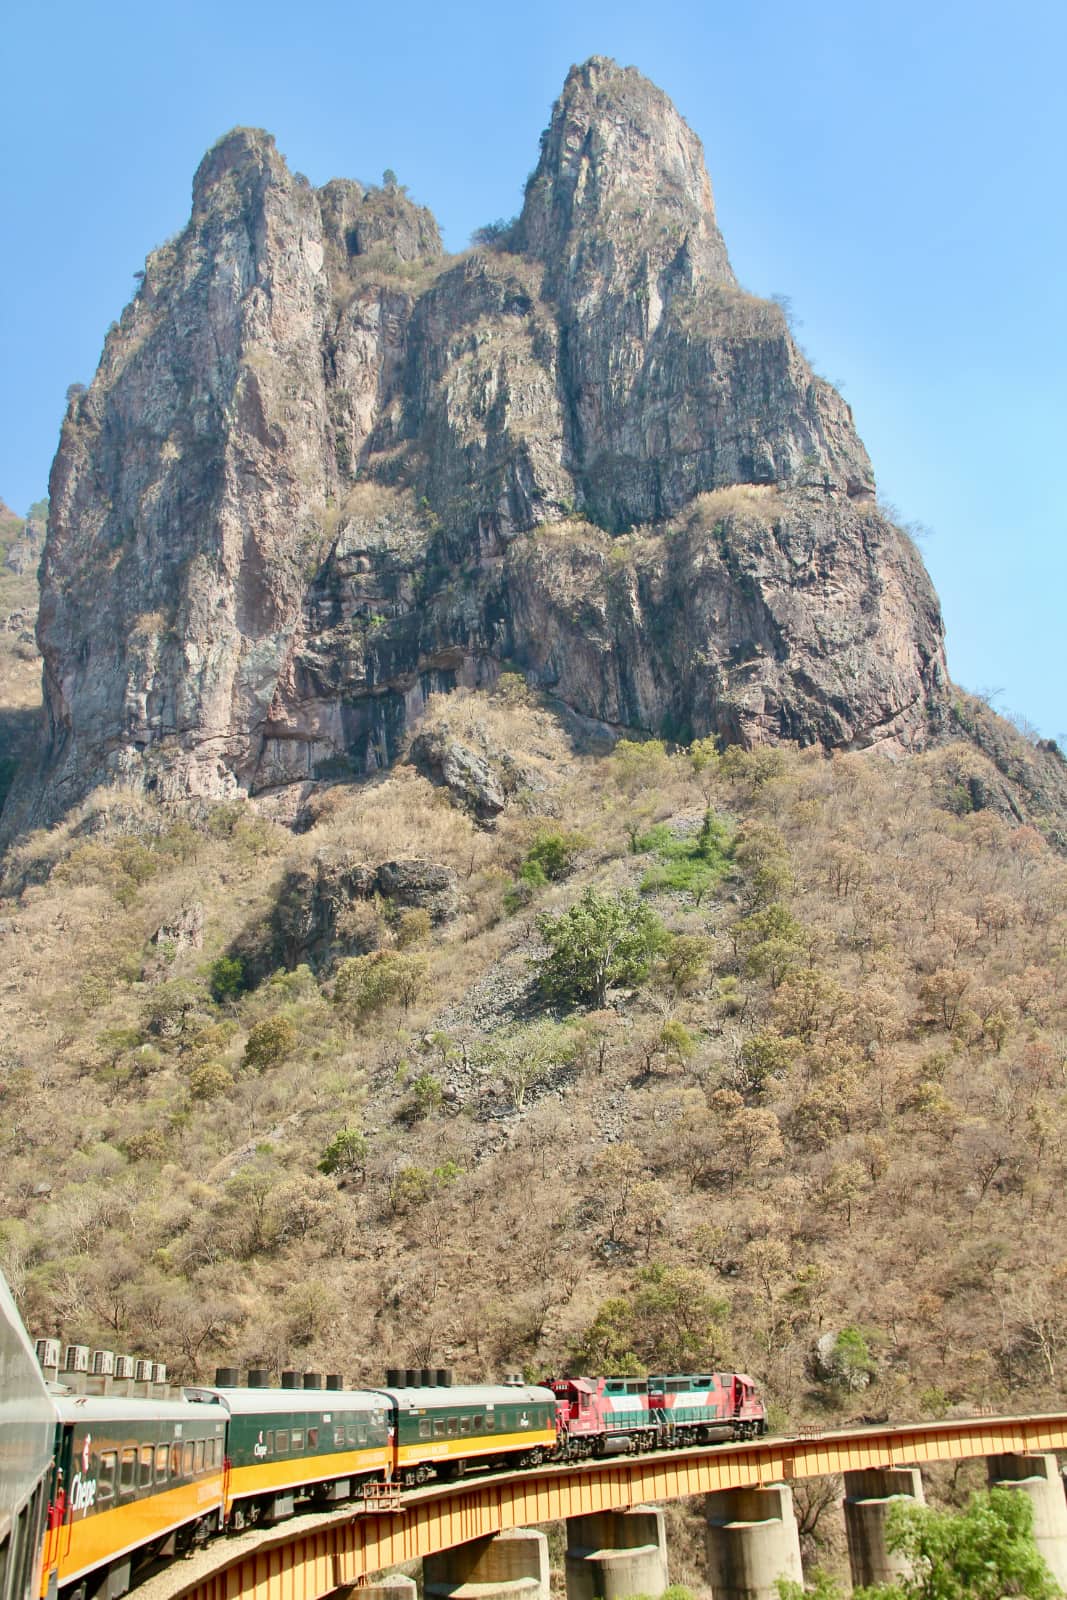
10, 57, 950, 832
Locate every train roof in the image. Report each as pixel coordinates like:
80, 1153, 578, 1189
184, 1386, 387, 1416
55, 1394, 224, 1425
381, 1385, 555, 1409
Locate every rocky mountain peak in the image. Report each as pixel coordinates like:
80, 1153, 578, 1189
318, 178, 443, 267
191, 127, 286, 212
520, 56, 733, 290
2, 61, 969, 841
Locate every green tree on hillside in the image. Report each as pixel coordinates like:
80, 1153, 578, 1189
572, 1264, 730, 1373
776, 1487, 1057, 1600
536, 888, 667, 1005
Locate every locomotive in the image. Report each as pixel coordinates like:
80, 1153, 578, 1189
547, 1371, 767, 1457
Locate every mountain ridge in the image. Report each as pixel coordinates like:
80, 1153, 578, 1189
3, 57, 1061, 844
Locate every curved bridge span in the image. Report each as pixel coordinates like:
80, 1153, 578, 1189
171, 1413, 1067, 1600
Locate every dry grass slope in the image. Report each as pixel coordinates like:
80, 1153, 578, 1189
1, 691, 1065, 1490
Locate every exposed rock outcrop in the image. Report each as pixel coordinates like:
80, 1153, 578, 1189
408, 729, 507, 819
6, 58, 956, 839
266, 850, 459, 973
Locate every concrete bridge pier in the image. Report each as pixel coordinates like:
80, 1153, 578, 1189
987, 1452, 1067, 1591
843, 1467, 925, 1587
332, 1578, 418, 1600
564, 1506, 669, 1600
424, 1529, 550, 1600
704, 1483, 804, 1600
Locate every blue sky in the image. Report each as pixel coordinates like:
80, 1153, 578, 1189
3, 0, 1063, 737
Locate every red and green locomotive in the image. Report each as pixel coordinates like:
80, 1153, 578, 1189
546, 1371, 766, 1458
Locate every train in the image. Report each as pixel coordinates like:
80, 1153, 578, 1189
1, 1274, 57, 1600
1, 1282, 767, 1600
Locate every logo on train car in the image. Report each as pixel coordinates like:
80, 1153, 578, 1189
253, 1431, 269, 1458
69, 1472, 97, 1514
82, 1435, 92, 1473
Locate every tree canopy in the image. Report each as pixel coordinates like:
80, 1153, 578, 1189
536, 888, 667, 1006
777, 1488, 1058, 1600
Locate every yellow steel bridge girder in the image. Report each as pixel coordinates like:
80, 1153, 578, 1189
175, 1414, 1067, 1600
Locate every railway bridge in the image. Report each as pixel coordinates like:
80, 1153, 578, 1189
171, 1412, 1067, 1600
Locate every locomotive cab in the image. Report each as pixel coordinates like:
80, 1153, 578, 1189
731, 1374, 767, 1438
544, 1379, 603, 1458
545, 1379, 597, 1434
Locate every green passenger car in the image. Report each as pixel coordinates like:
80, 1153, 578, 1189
185, 1385, 390, 1526
381, 1384, 557, 1486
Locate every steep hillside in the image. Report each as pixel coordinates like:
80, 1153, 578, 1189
3, 688, 1065, 1436
0, 496, 45, 811
5, 58, 953, 840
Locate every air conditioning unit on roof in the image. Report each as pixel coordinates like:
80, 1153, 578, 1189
63, 1345, 90, 1373
92, 1350, 115, 1376
36, 1338, 61, 1369
114, 1355, 136, 1379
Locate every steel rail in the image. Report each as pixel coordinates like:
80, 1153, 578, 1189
172, 1412, 1067, 1600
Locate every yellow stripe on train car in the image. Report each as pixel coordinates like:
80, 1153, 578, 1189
45, 1473, 224, 1591
395, 1428, 557, 1466
225, 1446, 390, 1507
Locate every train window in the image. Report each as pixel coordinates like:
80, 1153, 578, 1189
120, 1448, 137, 1495
346, 1426, 358, 1447
473, 1415, 485, 1431
170, 1444, 182, 1478
275, 1431, 289, 1453
139, 1446, 154, 1488
357, 1425, 367, 1445
307, 1428, 318, 1449
156, 1445, 169, 1479
418, 1419, 431, 1439
194, 1440, 205, 1473
459, 1416, 471, 1435
432, 1419, 446, 1438
262, 1432, 273, 1455
334, 1427, 346, 1447
291, 1431, 304, 1451
96, 1450, 116, 1503
183, 1443, 194, 1475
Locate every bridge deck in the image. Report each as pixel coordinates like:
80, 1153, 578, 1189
173, 1413, 1067, 1600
